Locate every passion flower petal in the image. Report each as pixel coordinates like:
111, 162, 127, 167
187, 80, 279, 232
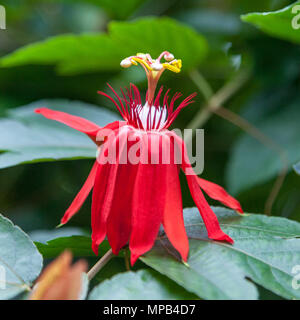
129, 134, 167, 265
197, 177, 243, 214
61, 161, 99, 225
35, 107, 100, 143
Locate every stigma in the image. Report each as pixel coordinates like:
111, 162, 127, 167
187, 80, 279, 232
120, 51, 182, 106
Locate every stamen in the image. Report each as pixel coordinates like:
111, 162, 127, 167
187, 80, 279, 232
138, 102, 167, 131
120, 51, 182, 106
98, 84, 196, 131
98, 51, 195, 132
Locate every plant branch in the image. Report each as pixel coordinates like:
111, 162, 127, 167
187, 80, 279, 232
124, 248, 130, 271
186, 69, 250, 146
189, 69, 288, 215
214, 107, 288, 215
87, 249, 114, 281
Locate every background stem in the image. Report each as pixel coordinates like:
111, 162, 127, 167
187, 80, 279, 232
87, 249, 114, 281
188, 69, 288, 215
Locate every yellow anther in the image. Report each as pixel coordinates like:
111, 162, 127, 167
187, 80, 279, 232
174, 59, 182, 69
131, 57, 153, 71
162, 63, 181, 73
161, 58, 182, 73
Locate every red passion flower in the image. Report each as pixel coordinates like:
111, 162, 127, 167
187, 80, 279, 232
35, 51, 243, 265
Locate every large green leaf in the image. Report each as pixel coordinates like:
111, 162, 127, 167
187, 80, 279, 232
241, 1, 300, 43
0, 214, 43, 300
88, 269, 197, 300
0, 99, 117, 169
141, 207, 300, 300
34, 207, 300, 300
226, 101, 300, 194
1, 18, 208, 75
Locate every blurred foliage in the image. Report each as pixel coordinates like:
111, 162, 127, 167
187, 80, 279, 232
0, 17, 208, 74
0, 0, 300, 300
0, 100, 117, 169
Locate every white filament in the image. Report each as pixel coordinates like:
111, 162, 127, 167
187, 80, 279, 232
138, 102, 167, 130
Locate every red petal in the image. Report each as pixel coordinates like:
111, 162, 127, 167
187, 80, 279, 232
95, 121, 127, 146
105, 132, 138, 255
186, 174, 233, 244
170, 132, 234, 244
35, 108, 101, 143
197, 178, 243, 213
91, 127, 133, 255
163, 160, 189, 262
105, 162, 137, 255
104, 120, 127, 131
129, 134, 167, 265
91, 140, 114, 255
61, 161, 99, 225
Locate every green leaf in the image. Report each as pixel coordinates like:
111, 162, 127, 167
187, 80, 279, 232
33, 207, 300, 299
29, 227, 88, 244
0, 99, 118, 169
35, 235, 108, 259
35, 234, 117, 260
88, 269, 197, 300
0, 214, 43, 300
1, 17, 208, 75
141, 207, 300, 300
226, 101, 300, 194
241, 1, 300, 43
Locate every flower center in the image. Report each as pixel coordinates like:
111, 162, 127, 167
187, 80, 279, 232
138, 102, 167, 131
